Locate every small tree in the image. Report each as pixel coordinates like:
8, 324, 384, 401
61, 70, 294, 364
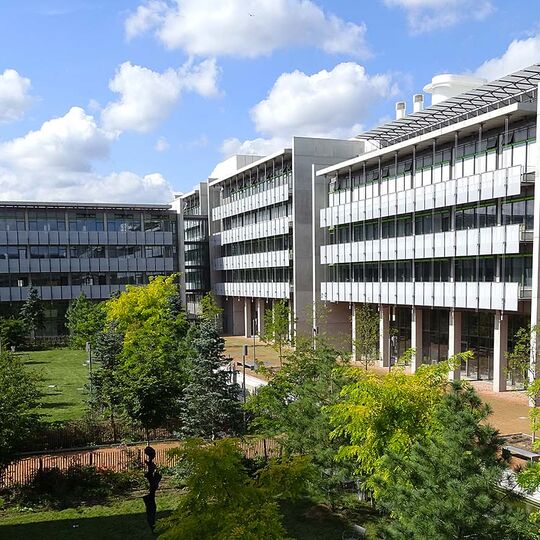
0, 350, 41, 481
506, 325, 538, 389
263, 300, 290, 366
90, 324, 124, 441
353, 303, 379, 369
19, 287, 44, 340
200, 292, 223, 322
158, 438, 311, 539
378, 383, 537, 539
66, 293, 105, 349
179, 319, 242, 440
0, 317, 27, 349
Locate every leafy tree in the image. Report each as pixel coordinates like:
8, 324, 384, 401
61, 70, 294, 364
200, 292, 223, 322
65, 293, 106, 349
105, 275, 190, 437
0, 350, 41, 480
328, 353, 472, 492
263, 300, 290, 366
353, 303, 379, 369
19, 286, 44, 340
178, 319, 242, 440
506, 325, 538, 389
377, 382, 537, 540
158, 438, 312, 540
0, 317, 27, 349
247, 337, 352, 505
89, 324, 124, 441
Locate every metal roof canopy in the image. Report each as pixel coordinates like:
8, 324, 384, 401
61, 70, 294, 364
358, 64, 540, 147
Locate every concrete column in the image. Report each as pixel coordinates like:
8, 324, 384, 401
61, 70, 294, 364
244, 298, 252, 338
256, 298, 265, 336
448, 309, 462, 381
530, 89, 540, 403
410, 307, 423, 373
379, 305, 390, 367
493, 311, 508, 393
351, 303, 357, 361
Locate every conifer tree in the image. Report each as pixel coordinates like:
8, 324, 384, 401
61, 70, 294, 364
19, 286, 44, 340
179, 319, 242, 439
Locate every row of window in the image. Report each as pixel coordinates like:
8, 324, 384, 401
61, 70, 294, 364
222, 202, 291, 232
184, 269, 210, 290
184, 218, 208, 242
221, 166, 292, 201
327, 198, 534, 244
328, 255, 532, 286
221, 235, 291, 257
184, 244, 209, 267
333, 122, 535, 191
0, 272, 162, 288
0, 245, 175, 260
222, 268, 290, 283
0, 211, 176, 233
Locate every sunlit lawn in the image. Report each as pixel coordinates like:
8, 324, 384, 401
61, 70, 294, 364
20, 348, 89, 422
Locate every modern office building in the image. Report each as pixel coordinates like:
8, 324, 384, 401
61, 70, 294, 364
172, 183, 211, 316
208, 137, 363, 339
0, 201, 178, 334
315, 65, 540, 392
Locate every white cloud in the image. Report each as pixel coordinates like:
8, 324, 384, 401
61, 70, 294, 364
0, 107, 173, 203
474, 35, 540, 81
221, 63, 396, 157
221, 136, 290, 157
101, 59, 219, 133
126, 0, 369, 58
384, 0, 493, 33
0, 69, 34, 123
125, 0, 168, 41
155, 136, 170, 152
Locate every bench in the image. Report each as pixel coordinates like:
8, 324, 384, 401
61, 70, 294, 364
502, 444, 540, 462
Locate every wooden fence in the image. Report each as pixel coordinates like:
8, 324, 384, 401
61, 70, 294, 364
1, 439, 279, 488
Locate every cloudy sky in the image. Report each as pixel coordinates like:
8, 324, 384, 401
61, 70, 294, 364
1, 0, 540, 203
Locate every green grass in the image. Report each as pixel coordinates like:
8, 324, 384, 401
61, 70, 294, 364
0, 495, 381, 539
0, 494, 177, 540
20, 348, 88, 422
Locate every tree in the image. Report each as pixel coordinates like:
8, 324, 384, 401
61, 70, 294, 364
352, 303, 379, 369
65, 293, 106, 349
328, 353, 472, 493
158, 438, 312, 540
105, 275, 190, 437
246, 336, 352, 505
0, 317, 27, 349
0, 350, 41, 481
178, 319, 242, 440
200, 292, 223, 322
19, 286, 44, 340
90, 324, 124, 441
263, 300, 290, 366
506, 325, 537, 389
377, 382, 537, 540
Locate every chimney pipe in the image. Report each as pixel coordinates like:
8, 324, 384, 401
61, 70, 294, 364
413, 94, 424, 113
395, 101, 406, 120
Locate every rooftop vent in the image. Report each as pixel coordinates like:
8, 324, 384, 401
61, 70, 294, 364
423, 74, 487, 105
395, 101, 406, 120
413, 94, 424, 113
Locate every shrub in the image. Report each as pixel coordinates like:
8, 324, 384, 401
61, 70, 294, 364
10, 465, 142, 509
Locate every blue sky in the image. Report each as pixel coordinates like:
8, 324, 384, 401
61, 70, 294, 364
1, 0, 540, 203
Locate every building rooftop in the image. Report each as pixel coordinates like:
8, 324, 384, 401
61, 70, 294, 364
0, 201, 174, 211
357, 64, 540, 147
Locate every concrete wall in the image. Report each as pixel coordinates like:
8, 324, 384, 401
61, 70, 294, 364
291, 136, 363, 339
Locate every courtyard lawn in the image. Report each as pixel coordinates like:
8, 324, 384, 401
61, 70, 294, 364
0, 494, 177, 540
20, 348, 89, 423
0, 495, 379, 539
